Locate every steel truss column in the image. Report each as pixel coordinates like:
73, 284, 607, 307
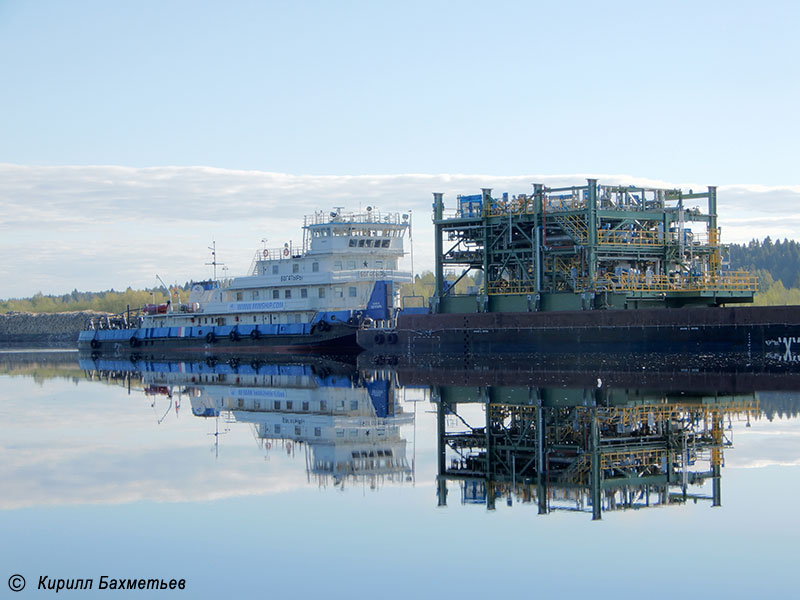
590, 409, 602, 520
587, 179, 598, 289
436, 392, 448, 507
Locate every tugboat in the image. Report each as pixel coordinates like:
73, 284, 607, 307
79, 207, 411, 355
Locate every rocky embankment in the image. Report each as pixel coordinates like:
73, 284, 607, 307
0, 311, 109, 347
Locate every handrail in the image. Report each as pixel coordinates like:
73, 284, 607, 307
487, 270, 758, 296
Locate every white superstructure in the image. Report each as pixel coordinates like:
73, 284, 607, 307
148, 208, 412, 328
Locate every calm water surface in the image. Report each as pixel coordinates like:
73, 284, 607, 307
2, 350, 799, 598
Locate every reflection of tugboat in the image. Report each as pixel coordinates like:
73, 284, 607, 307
79, 355, 414, 490
433, 382, 758, 519
190, 369, 413, 489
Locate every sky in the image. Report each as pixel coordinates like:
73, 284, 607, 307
0, 0, 799, 298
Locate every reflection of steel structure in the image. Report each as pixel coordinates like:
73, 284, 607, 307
435, 386, 758, 519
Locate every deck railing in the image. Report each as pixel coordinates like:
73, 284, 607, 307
486, 270, 758, 296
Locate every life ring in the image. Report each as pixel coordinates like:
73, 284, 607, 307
265, 442, 271, 449
262, 249, 269, 258
283, 248, 289, 257
206, 331, 216, 344
229, 330, 240, 342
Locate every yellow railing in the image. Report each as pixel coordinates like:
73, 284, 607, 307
597, 229, 717, 246
600, 448, 666, 470
606, 270, 758, 293
486, 270, 757, 296
598, 230, 664, 246
555, 214, 589, 243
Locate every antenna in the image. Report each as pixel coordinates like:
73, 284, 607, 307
208, 415, 230, 460
205, 240, 226, 280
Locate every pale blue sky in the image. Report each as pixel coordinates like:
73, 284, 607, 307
2, 0, 798, 180
1, 1, 799, 297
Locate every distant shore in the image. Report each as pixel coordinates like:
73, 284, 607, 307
0, 311, 108, 347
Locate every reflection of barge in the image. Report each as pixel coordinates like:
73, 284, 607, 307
358, 182, 800, 365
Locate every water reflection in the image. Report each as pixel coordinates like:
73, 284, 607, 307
79, 355, 414, 490
6, 349, 796, 517
432, 383, 759, 519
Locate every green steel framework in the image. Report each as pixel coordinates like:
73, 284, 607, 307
431, 180, 757, 313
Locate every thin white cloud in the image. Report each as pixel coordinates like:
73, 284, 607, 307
1, 163, 798, 298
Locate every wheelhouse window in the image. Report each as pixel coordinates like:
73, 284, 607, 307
349, 286, 357, 297
272, 290, 279, 299
318, 288, 325, 298
334, 287, 343, 298
334, 260, 342, 270
292, 263, 299, 273
272, 265, 279, 275
284, 289, 292, 299
312, 262, 319, 272
300, 288, 308, 298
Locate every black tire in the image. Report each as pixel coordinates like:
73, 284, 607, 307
318, 320, 329, 332
387, 333, 398, 344
90, 339, 100, 349
229, 330, 239, 342
206, 331, 216, 344
250, 328, 260, 340
374, 333, 385, 345
129, 336, 140, 348
374, 355, 385, 365
250, 360, 260, 371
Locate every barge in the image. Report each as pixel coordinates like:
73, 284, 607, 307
358, 180, 800, 366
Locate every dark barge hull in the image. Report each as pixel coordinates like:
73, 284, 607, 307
358, 305, 800, 370
78, 323, 358, 356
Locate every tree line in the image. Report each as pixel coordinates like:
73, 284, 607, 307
2, 238, 800, 313
0, 286, 185, 314
728, 238, 800, 306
